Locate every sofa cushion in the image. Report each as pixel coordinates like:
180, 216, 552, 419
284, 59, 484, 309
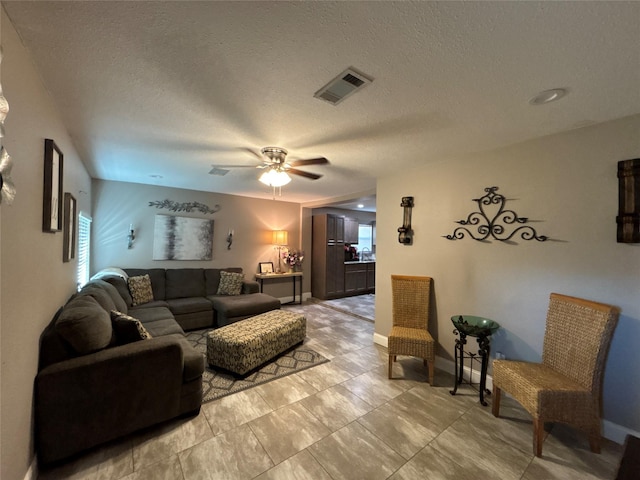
55, 296, 113, 355
204, 268, 242, 296
142, 319, 186, 337
110, 310, 152, 345
128, 300, 170, 310
209, 293, 281, 319
128, 306, 175, 324
90, 279, 128, 313
217, 271, 244, 296
79, 285, 117, 312
101, 276, 133, 307
165, 269, 206, 299
128, 274, 154, 306
166, 297, 213, 315
125, 269, 166, 300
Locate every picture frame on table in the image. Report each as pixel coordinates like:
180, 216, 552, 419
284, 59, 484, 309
43, 139, 64, 233
259, 262, 274, 274
63, 193, 76, 262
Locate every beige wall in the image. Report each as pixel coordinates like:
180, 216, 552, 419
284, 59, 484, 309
1, 12, 93, 480
92, 179, 307, 299
376, 114, 640, 438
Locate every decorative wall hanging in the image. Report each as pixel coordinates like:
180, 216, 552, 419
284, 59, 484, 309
444, 186, 548, 242
226, 229, 233, 250
43, 139, 64, 232
153, 214, 214, 260
127, 224, 136, 249
0, 47, 15, 205
617, 158, 640, 243
398, 196, 414, 245
148, 199, 221, 215
63, 193, 76, 262
0, 148, 15, 204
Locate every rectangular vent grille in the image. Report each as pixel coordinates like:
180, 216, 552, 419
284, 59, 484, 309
209, 167, 230, 176
314, 67, 373, 105
342, 73, 365, 87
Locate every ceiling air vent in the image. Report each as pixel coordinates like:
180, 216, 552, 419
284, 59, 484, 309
209, 167, 230, 176
314, 68, 373, 106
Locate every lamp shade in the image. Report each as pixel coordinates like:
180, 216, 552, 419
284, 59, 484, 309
259, 169, 291, 187
272, 230, 288, 246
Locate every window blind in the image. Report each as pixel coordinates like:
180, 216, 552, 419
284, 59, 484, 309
76, 212, 92, 290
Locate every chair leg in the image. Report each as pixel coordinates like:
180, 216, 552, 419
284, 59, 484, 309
492, 386, 501, 417
589, 433, 601, 454
428, 361, 434, 385
388, 355, 393, 379
533, 417, 544, 457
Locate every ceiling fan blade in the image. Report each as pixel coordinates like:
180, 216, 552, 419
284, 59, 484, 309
287, 168, 323, 180
288, 157, 329, 167
239, 147, 264, 161
210, 164, 259, 170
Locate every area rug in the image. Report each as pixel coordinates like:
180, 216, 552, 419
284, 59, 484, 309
185, 329, 329, 403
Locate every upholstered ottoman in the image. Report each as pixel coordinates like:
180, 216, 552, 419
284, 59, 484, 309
206, 310, 306, 375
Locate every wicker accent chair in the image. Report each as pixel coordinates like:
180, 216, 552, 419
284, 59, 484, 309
492, 293, 620, 457
388, 275, 436, 384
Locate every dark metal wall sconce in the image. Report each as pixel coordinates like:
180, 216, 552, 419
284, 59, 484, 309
127, 224, 135, 249
398, 196, 414, 245
617, 158, 640, 243
227, 229, 234, 250
444, 186, 548, 242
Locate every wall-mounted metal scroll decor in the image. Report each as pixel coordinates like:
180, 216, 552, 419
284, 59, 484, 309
398, 196, 414, 245
444, 186, 548, 242
148, 199, 221, 215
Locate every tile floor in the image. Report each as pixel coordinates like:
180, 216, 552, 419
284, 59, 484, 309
38, 296, 622, 480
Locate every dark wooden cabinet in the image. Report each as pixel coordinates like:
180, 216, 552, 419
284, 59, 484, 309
344, 217, 359, 244
313, 213, 374, 300
345, 263, 367, 293
366, 262, 375, 291
312, 214, 345, 299
344, 261, 375, 295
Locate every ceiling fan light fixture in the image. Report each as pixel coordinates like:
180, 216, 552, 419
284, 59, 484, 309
259, 169, 291, 187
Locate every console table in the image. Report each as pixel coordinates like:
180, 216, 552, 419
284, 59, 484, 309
255, 272, 303, 305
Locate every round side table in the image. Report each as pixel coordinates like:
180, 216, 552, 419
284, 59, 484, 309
449, 315, 500, 406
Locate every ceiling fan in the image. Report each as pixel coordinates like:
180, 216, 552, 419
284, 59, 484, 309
209, 147, 329, 188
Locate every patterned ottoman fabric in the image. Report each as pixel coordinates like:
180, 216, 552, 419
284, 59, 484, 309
207, 310, 306, 375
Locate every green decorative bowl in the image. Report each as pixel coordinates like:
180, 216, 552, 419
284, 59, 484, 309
451, 315, 500, 337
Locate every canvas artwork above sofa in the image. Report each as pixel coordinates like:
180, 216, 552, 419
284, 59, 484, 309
35, 267, 281, 464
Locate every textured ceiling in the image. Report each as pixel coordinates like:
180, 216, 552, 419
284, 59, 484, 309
4, 1, 640, 206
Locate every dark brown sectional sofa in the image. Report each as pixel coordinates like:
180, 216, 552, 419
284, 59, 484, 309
35, 267, 280, 465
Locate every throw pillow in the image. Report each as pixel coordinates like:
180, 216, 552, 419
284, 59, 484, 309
128, 274, 154, 306
55, 296, 113, 354
217, 271, 244, 295
111, 310, 152, 344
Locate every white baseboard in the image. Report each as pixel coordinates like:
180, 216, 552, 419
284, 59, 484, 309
603, 420, 640, 445
372, 331, 636, 443
24, 455, 37, 480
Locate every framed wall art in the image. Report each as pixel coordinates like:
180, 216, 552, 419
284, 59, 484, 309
63, 193, 76, 262
152, 214, 214, 260
43, 139, 64, 232
259, 262, 274, 274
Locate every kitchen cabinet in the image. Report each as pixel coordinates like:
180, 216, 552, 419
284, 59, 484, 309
344, 261, 375, 295
344, 217, 359, 244
312, 214, 345, 299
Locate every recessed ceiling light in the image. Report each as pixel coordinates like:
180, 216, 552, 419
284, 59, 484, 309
529, 88, 568, 106
357, 204, 364, 209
